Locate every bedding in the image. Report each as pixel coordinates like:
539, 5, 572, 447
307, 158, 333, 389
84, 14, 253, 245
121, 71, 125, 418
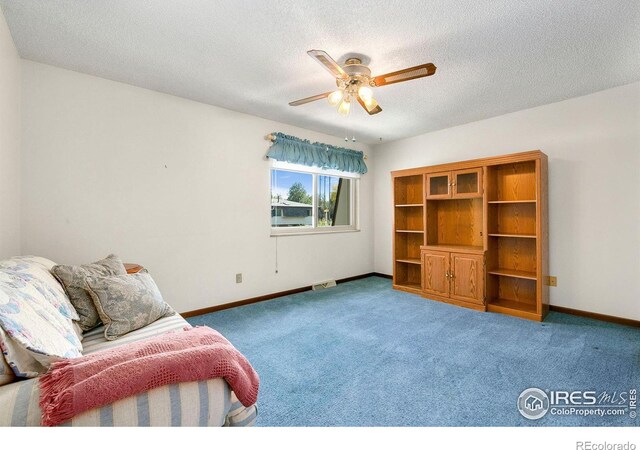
0, 270, 82, 377
0, 315, 257, 426
0, 256, 79, 322
40, 325, 259, 426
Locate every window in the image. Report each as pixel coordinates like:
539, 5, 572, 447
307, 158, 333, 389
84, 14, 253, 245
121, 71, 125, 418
271, 162, 358, 235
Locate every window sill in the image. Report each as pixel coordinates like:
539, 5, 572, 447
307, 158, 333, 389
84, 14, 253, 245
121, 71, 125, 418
270, 228, 361, 237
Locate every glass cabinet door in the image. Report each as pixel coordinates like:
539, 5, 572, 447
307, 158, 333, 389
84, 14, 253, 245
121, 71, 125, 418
452, 168, 483, 198
426, 172, 451, 199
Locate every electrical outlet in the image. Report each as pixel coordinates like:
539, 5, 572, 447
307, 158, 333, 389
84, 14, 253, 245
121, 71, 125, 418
235, 273, 242, 284
547, 276, 557, 287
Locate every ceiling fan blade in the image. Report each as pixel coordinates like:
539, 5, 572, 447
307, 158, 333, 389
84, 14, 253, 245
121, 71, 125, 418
307, 50, 347, 79
372, 63, 437, 87
288, 91, 332, 106
356, 95, 382, 115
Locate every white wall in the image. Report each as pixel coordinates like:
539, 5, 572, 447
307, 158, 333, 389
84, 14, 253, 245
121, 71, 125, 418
17, 56, 640, 321
0, 9, 21, 258
21, 61, 374, 313
373, 82, 640, 320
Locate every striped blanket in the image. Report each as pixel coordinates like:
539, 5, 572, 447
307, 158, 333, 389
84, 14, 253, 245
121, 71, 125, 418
0, 315, 257, 426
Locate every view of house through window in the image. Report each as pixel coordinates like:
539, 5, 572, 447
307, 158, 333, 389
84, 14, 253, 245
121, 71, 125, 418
271, 168, 355, 232
271, 170, 313, 228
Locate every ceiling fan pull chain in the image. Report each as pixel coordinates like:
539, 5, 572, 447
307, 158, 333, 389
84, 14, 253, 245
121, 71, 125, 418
345, 116, 356, 142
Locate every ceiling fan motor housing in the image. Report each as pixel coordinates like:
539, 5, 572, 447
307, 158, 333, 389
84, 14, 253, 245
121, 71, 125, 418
337, 58, 374, 91
343, 58, 372, 77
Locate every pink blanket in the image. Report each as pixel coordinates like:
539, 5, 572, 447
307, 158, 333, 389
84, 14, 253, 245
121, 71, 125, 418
39, 326, 259, 426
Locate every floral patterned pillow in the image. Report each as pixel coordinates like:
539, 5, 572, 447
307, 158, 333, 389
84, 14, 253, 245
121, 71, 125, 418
0, 270, 83, 377
85, 272, 174, 341
0, 256, 79, 322
52, 254, 126, 331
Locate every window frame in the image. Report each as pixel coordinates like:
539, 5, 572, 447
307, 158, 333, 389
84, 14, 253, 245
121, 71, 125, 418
270, 161, 360, 236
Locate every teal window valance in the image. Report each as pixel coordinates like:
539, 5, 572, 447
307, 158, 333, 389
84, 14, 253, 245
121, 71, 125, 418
266, 132, 368, 174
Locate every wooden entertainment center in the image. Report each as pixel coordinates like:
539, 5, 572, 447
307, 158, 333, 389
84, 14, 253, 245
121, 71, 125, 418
392, 150, 548, 321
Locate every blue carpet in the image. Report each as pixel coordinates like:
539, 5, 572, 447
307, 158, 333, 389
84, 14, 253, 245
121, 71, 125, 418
187, 277, 640, 426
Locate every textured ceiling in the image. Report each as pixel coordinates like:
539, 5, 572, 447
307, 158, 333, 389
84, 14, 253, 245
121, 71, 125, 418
2, 0, 639, 144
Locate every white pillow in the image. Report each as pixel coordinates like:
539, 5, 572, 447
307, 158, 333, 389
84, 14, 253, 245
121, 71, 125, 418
0, 270, 82, 377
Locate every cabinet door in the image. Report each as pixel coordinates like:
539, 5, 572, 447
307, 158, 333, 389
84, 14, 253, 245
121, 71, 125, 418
452, 168, 483, 199
450, 253, 484, 305
426, 172, 451, 199
422, 250, 450, 297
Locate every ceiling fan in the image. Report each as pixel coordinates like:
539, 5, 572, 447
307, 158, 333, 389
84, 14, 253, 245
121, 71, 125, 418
289, 50, 436, 116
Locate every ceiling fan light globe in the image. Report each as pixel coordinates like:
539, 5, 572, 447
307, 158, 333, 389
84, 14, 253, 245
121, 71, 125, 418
358, 86, 373, 103
327, 90, 343, 106
364, 97, 379, 112
337, 99, 351, 116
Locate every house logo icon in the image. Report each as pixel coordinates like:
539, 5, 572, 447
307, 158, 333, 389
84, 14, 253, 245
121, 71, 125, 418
517, 388, 550, 420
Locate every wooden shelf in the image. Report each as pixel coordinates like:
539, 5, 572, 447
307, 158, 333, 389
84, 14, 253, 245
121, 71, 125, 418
396, 258, 421, 265
395, 232, 423, 261
488, 238, 536, 277
396, 230, 425, 234
486, 161, 536, 202
394, 282, 422, 293
487, 268, 537, 280
394, 257, 422, 293
426, 198, 483, 248
421, 244, 484, 254
487, 297, 537, 314
394, 175, 423, 205
488, 200, 536, 204
395, 203, 423, 208
488, 202, 536, 236
488, 233, 536, 239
